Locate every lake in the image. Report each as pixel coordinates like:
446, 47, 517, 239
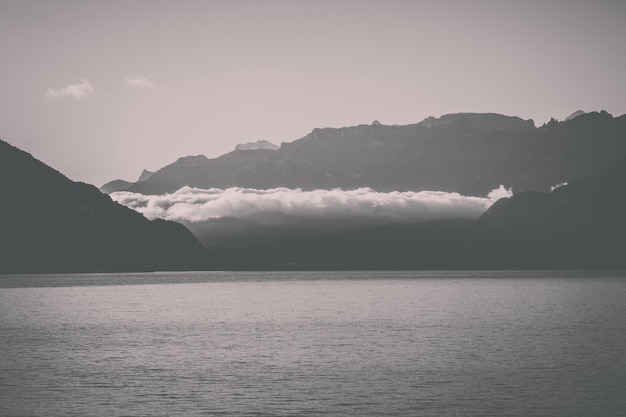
1, 271, 625, 416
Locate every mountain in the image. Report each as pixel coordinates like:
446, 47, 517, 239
235, 140, 279, 151
127, 149, 278, 195
100, 179, 133, 194
0, 139, 208, 273
418, 112, 534, 132
478, 154, 626, 267
565, 110, 585, 121
210, 156, 626, 270
137, 169, 154, 182
114, 111, 626, 196
5, 130, 622, 272
482, 153, 626, 228
100, 168, 155, 193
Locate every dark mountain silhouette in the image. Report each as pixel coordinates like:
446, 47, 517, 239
0, 139, 208, 273
113, 111, 626, 196
478, 154, 626, 267
210, 156, 626, 270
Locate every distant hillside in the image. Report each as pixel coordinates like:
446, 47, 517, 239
100, 169, 155, 193
100, 179, 133, 194
478, 154, 626, 267
127, 149, 278, 195
113, 111, 626, 196
0, 139, 208, 273
210, 156, 626, 270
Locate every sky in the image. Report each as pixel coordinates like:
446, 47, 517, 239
1, 0, 625, 187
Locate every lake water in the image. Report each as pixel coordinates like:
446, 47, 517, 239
1, 271, 625, 416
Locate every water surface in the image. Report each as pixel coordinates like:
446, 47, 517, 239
1, 271, 625, 416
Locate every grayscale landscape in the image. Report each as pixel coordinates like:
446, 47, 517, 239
1, 1, 625, 416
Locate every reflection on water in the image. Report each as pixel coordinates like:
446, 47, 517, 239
1, 271, 625, 416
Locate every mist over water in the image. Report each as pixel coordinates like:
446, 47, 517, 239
1, 271, 625, 416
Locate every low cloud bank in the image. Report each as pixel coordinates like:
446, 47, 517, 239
112, 186, 512, 224
112, 186, 512, 246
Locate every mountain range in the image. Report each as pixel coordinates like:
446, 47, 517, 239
0, 139, 207, 273
101, 111, 626, 196
2, 109, 626, 273
210, 154, 626, 270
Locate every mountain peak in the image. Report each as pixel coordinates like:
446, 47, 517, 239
137, 169, 154, 182
100, 169, 155, 193
235, 140, 279, 151
175, 155, 210, 167
564, 110, 585, 121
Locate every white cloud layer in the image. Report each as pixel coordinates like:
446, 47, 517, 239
111, 186, 513, 225
46, 79, 95, 101
124, 74, 156, 90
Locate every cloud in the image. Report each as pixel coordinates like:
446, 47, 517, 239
487, 184, 514, 200
112, 186, 512, 224
46, 79, 95, 101
550, 182, 568, 191
123, 74, 156, 90
111, 186, 514, 246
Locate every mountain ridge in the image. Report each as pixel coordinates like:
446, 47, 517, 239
111, 111, 626, 196
235, 140, 279, 151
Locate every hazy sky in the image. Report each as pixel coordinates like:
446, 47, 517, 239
1, 0, 625, 186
